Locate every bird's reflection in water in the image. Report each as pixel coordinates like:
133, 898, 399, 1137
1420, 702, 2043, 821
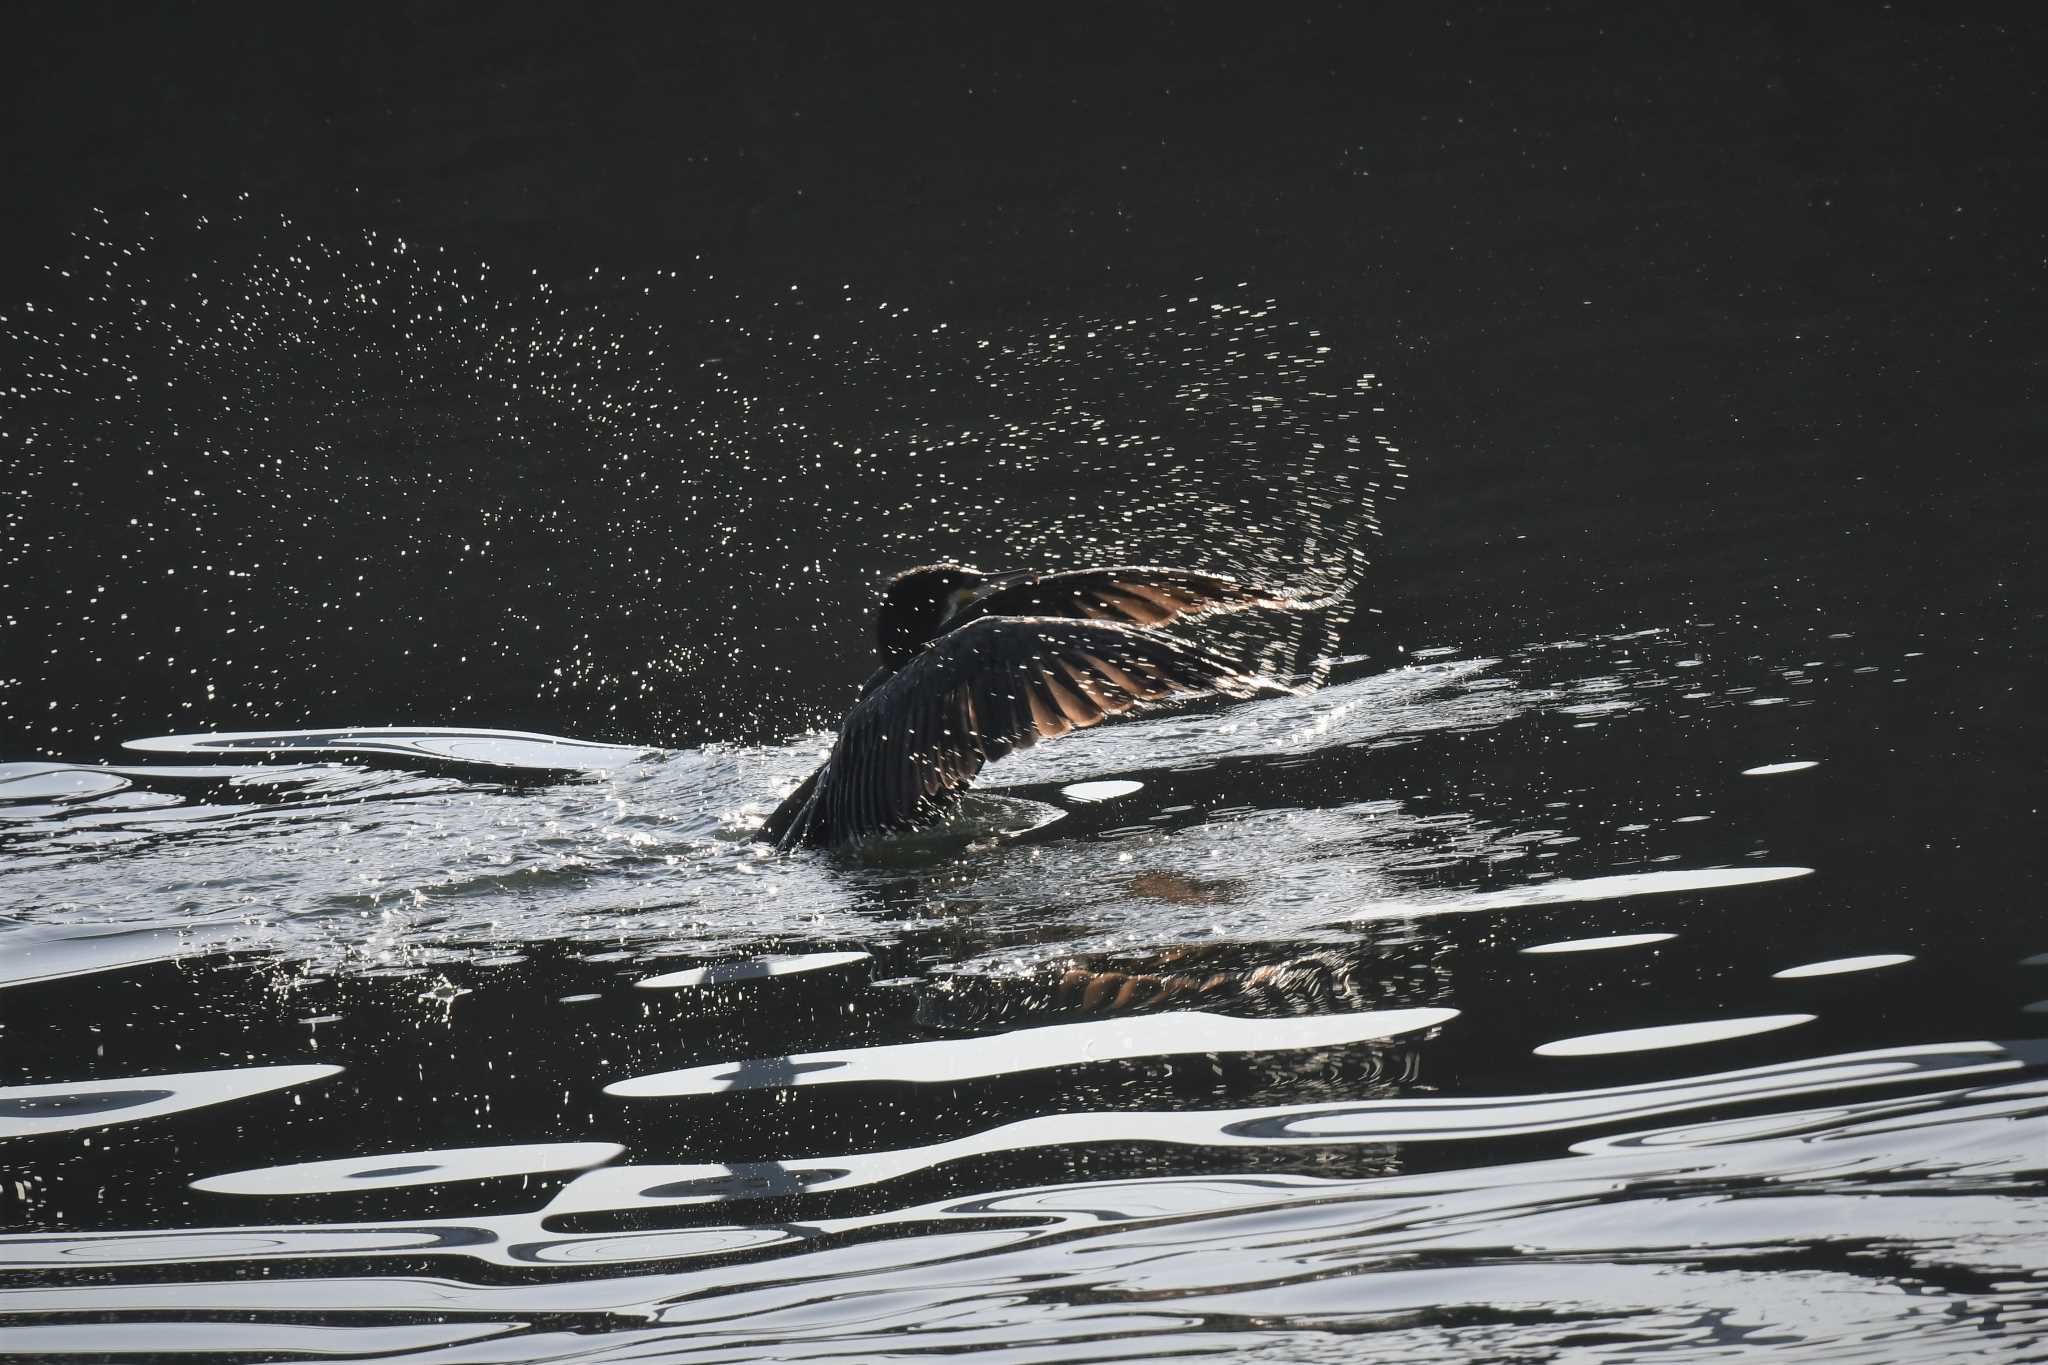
917, 933, 1451, 1050
1126, 869, 1247, 905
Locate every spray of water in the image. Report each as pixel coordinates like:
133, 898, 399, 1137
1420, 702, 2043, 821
1, 205, 1398, 755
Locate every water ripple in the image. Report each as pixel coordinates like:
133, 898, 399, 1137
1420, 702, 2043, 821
0, 1053, 2039, 1361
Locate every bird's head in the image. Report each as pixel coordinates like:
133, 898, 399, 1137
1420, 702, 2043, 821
877, 563, 990, 667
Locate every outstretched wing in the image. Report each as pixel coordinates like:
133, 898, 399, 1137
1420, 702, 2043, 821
950, 566, 1298, 631
764, 617, 1284, 849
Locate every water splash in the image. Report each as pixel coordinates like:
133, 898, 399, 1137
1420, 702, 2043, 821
0, 205, 1395, 754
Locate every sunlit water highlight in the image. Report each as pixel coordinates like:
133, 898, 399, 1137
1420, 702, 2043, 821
0, 204, 2040, 1363
4, 612, 2036, 1361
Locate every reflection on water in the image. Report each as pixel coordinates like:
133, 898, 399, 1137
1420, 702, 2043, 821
1773, 953, 1916, 979
1, 579, 2040, 1362
0, 1066, 341, 1139
193, 1141, 624, 1196
1532, 1013, 1816, 1058
636, 951, 872, 990
125, 726, 656, 771
0, 189, 2040, 1361
1060, 778, 1145, 803
0, 922, 254, 989
606, 1006, 1458, 1096
1, 1046, 2041, 1361
1521, 931, 1677, 954
0, 630, 1862, 983
1352, 864, 1815, 923
0, 645, 1656, 971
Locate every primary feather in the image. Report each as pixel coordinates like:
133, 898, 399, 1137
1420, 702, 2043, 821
760, 565, 1300, 850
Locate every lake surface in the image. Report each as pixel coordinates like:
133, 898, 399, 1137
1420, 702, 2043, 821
2, 8, 2044, 1362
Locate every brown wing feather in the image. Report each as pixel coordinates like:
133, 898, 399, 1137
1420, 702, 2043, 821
766, 617, 1286, 849
951, 566, 1297, 633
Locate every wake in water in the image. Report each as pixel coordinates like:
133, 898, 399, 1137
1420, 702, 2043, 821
2, 627, 1830, 980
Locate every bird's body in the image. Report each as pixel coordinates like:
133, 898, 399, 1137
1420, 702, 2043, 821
759, 563, 1301, 850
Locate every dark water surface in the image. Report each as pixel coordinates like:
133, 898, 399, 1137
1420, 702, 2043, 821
3, 7, 2045, 1362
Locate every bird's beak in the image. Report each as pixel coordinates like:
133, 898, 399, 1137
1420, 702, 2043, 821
962, 569, 1033, 609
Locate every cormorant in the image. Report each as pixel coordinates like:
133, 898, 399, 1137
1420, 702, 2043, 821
758, 563, 1301, 850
